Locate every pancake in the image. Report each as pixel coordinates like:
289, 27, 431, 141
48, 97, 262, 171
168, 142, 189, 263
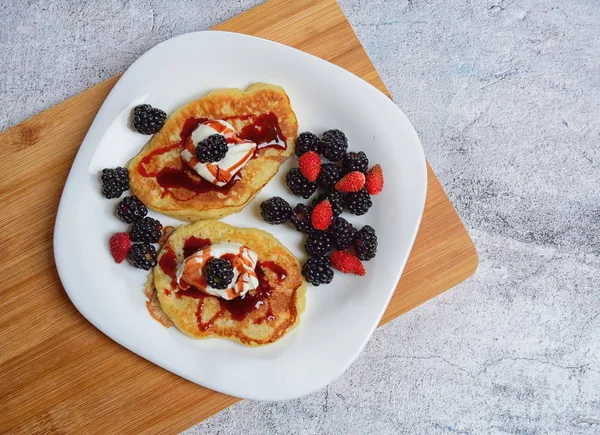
154, 221, 306, 346
128, 83, 298, 221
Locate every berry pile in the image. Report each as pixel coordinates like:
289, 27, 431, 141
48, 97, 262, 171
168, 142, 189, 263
101, 179, 165, 270
261, 129, 384, 285
103, 103, 170, 270
106, 193, 165, 270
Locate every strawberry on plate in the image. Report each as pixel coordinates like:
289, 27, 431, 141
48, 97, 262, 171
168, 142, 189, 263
110, 232, 131, 264
365, 164, 384, 195
335, 171, 365, 193
298, 151, 321, 182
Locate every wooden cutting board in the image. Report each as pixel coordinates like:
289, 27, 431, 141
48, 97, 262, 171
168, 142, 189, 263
0, 0, 478, 433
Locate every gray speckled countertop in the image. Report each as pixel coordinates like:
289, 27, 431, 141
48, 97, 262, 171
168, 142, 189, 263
2, 0, 599, 433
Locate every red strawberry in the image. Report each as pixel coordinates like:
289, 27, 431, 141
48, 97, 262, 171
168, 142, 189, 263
331, 250, 365, 276
110, 232, 131, 264
335, 171, 365, 193
298, 151, 321, 182
365, 164, 384, 195
311, 199, 333, 230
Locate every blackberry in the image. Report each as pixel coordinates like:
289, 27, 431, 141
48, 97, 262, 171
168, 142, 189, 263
317, 163, 343, 190
329, 217, 357, 250
345, 188, 372, 215
130, 216, 163, 243
343, 151, 369, 174
320, 129, 348, 162
260, 196, 292, 224
133, 104, 167, 135
285, 168, 317, 199
101, 167, 129, 199
295, 132, 320, 156
304, 231, 333, 256
196, 134, 228, 163
289, 203, 313, 234
205, 258, 235, 289
354, 225, 378, 261
302, 256, 334, 286
311, 190, 345, 218
116, 195, 148, 223
128, 243, 157, 270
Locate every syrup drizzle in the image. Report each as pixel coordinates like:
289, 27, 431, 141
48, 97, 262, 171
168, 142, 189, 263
157, 241, 289, 331
136, 113, 286, 200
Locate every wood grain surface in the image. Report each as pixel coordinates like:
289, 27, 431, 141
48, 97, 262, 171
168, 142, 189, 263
0, 0, 478, 433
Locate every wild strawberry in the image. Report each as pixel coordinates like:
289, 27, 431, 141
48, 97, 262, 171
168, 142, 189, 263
298, 151, 321, 182
311, 199, 333, 231
110, 232, 131, 264
331, 250, 365, 276
335, 171, 365, 193
365, 164, 384, 195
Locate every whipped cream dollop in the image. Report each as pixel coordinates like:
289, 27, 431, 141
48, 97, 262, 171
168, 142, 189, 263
176, 242, 259, 300
181, 120, 257, 187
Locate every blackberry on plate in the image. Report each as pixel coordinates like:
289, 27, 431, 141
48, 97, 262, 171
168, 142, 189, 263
317, 163, 343, 190
302, 256, 334, 286
260, 196, 292, 224
205, 258, 235, 289
289, 203, 313, 233
345, 188, 372, 215
311, 190, 345, 218
285, 168, 317, 199
133, 104, 167, 135
128, 243, 157, 270
101, 167, 129, 199
354, 225, 378, 261
343, 151, 369, 174
196, 134, 228, 163
116, 195, 148, 223
295, 132, 320, 156
304, 231, 333, 257
329, 217, 357, 250
130, 216, 163, 243
320, 129, 348, 162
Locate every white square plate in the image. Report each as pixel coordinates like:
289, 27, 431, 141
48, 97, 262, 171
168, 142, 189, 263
54, 31, 426, 400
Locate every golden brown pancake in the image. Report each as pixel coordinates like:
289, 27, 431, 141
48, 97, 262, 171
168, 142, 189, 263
128, 83, 298, 221
154, 221, 306, 346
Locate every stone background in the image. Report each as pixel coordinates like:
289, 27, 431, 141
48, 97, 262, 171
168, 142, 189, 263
1, 0, 599, 433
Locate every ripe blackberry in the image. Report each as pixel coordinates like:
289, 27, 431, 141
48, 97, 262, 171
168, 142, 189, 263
320, 129, 348, 162
317, 163, 343, 190
289, 203, 313, 233
205, 258, 235, 289
285, 168, 317, 199
311, 190, 345, 218
295, 132, 320, 156
260, 196, 292, 224
133, 104, 167, 135
128, 243, 157, 270
196, 134, 228, 163
101, 167, 129, 199
116, 196, 148, 223
302, 256, 334, 286
304, 231, 333, 257
354, 225, 378, 261
329, 217, 357, 250
342, 151, 369, 174
130, 216, 163, 243
345, 188, 372, 215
